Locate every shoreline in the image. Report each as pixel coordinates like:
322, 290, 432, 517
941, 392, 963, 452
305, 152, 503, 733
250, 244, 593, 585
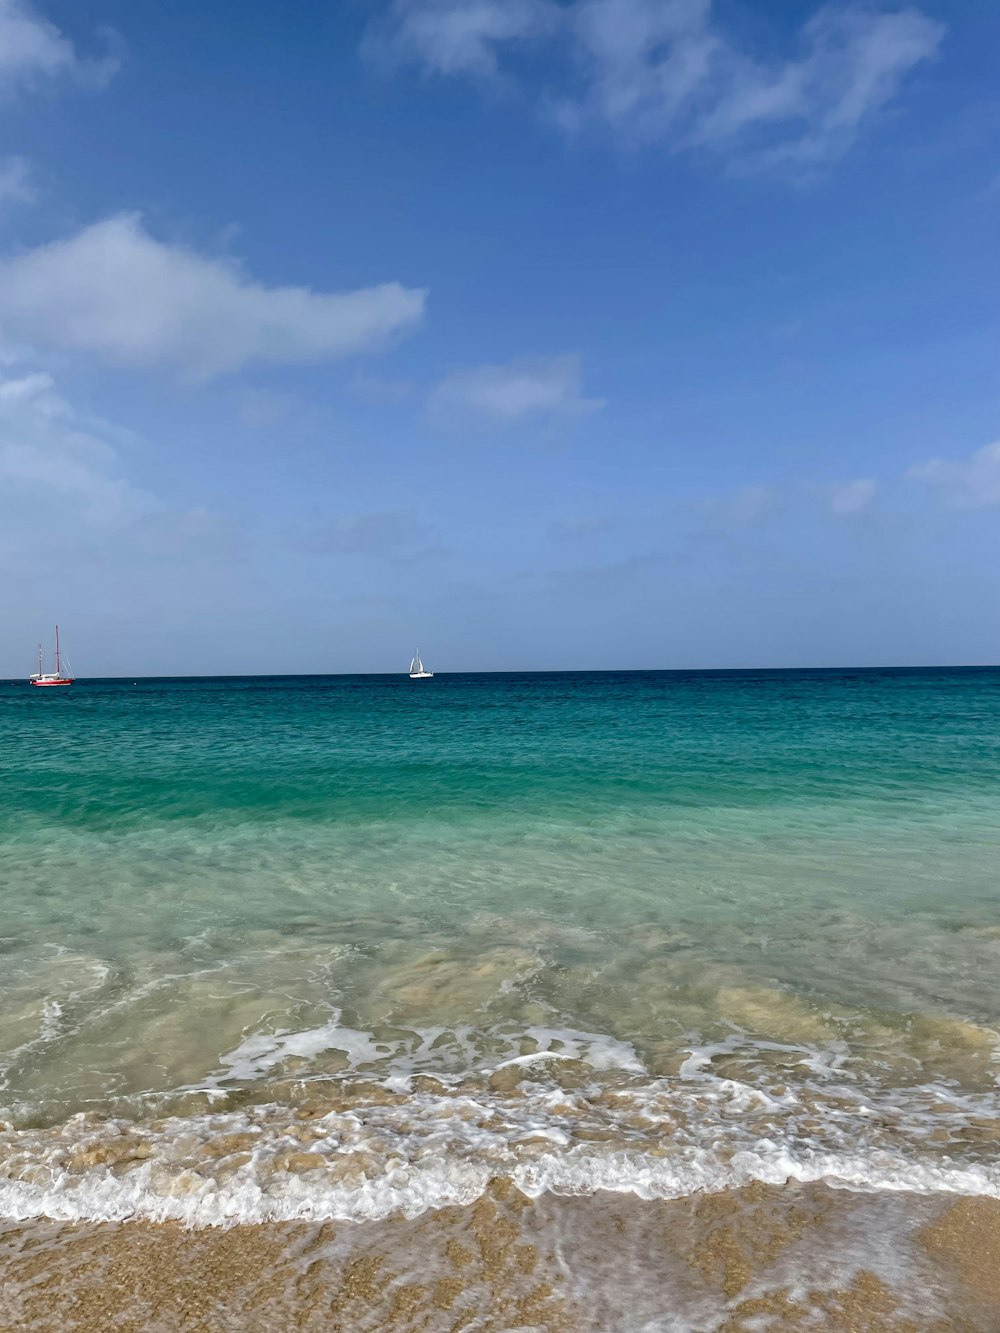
3, 1181, 1000, 1332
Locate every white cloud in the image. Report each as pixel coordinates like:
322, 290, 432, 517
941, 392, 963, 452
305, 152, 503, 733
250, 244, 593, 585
829, 477, 877, 514
699, 6, 946, 173
908, 441, 1000, 508
0, 213, 427, 380
428, 354, 603, 428
364, 0, 560, 76
0, 365, 153, 523
554, 0, 721, 140
0, 0, 119, 94
367, 0, 943, 171
0, 0, 74, 87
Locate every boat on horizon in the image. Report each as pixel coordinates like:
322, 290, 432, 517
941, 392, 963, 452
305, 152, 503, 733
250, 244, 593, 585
29, 626, 74, 687
408, 650, 433, 679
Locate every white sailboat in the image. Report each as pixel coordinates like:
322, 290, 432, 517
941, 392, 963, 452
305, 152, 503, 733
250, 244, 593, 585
408, 650, 433, 679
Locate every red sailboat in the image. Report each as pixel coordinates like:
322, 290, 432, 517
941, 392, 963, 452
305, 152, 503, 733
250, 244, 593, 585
29, 625, 74, 687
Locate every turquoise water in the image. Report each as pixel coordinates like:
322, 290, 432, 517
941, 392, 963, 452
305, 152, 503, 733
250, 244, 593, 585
1, 669, 1000, 1225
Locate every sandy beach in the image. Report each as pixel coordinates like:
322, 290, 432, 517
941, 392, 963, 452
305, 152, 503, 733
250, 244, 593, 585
4, 1181, 1000, 1331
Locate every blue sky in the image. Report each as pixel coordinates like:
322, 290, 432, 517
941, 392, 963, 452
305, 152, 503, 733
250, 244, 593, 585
0, 0, 997, 675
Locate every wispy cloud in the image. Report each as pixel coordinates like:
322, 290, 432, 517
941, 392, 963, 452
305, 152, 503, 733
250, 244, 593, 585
0, 213, 427, 380
0, 0, 120, 94
0, 155, 33, 209
0, 366, 153, 523
364, 0, 560, 77
694, 484, 779, 528
908, 441, 1000, 508
428, 353, 603, 429
0, 358, 256, 621
366, 0, 943, 172
829, 477, 877, 514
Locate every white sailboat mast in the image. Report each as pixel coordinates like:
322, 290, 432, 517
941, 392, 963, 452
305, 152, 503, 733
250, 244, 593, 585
408, 648, 432, 677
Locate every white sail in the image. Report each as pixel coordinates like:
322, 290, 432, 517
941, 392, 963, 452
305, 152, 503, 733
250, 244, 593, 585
408, 649, 433, 679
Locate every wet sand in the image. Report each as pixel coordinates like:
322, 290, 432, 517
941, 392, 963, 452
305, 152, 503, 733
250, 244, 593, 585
3, 1182, 999, 1332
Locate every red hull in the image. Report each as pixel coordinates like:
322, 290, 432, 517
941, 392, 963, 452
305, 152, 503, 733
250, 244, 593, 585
31, 626, 73, 685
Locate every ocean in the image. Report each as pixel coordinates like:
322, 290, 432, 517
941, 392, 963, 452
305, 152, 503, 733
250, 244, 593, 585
1, 668, 1000, 1330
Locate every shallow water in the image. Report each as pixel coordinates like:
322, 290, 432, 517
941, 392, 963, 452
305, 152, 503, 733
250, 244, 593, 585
2, 1185, 999, 1331
2, 669, 999, 1323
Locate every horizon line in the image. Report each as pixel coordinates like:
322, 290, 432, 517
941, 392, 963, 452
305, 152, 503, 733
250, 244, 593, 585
3, 663, 999, 681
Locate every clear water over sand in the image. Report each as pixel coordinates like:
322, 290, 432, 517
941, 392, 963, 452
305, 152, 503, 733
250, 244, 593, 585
2, 669, 999, 1325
